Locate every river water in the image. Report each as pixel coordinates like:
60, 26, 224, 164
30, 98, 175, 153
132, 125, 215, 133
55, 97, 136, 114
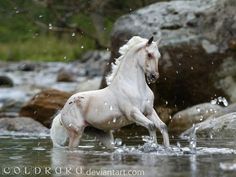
0, 134, 236, 177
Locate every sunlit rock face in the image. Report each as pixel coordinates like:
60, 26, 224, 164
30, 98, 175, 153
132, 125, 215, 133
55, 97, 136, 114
0, 117, 49, 136
168, 103, 223, 135
101, 0, 236, 114
181, 112, 236, 139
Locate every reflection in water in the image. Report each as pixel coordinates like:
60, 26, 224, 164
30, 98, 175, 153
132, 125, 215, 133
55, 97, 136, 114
1, 136, 236, 177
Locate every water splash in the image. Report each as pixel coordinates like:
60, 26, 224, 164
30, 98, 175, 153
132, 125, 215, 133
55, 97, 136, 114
210, 96, 228, 106
114, 138, 122, 146
189, 124, 198, 154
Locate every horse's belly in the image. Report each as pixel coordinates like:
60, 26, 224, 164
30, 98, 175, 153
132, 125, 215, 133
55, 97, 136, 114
88, 115, 132, 131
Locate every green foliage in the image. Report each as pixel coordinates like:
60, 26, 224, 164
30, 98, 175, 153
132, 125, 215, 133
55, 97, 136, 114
0, 35, 94, 62
0, 0, 162, 61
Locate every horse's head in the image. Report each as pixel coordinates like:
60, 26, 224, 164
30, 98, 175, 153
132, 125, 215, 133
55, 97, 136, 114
137, 36, 161, 84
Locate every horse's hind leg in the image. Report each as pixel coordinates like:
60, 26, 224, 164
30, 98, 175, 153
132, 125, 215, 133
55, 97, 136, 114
85, 127, 114, 149
97, 130, 114, 149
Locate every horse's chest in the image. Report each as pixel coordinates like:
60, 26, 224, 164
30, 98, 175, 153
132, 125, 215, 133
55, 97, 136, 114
133, 95, 153, 115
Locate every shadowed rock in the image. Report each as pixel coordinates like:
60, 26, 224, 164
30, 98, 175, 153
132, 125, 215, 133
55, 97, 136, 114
19, 89, 72, 128
101, 0, 236, 115
0, 75, 13, 87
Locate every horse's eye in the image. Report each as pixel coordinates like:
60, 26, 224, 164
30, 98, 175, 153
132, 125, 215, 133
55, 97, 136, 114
147, 53, 153, 59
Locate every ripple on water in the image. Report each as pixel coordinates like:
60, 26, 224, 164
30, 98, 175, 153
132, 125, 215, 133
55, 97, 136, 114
32, 147, 46, 151
9, 156, 23, 160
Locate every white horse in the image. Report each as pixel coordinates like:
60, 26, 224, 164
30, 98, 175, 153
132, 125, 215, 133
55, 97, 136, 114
50, 36, 170, 149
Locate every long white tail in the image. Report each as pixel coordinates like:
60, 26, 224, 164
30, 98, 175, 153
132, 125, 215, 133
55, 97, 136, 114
50, 113, 68, 147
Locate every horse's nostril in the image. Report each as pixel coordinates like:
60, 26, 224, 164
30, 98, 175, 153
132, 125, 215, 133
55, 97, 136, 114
151, 74, 156, 79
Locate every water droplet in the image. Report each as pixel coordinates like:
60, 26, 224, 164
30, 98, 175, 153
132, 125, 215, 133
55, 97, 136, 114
176, 71, 179, 74
15, 10, 19, 14
109, 105, 113, 111
39, 15, 43, 18
210, 99, 217, 105
189, 124, 198, 154
49, 23, 52, 30
196, 107, 201, 113
112, 117, 116, 123
104, 102, 108, 106
210, 133, 213, 139
71, 32, 75, 37
81, 45, 84, 49
191, 66, 194, 70
69, 123, 72, 127
165, 101, 168, 105
177, 142, 181, 148
63, 56, 67, 60
115, 138, 122, 146
200, 115, 203, 121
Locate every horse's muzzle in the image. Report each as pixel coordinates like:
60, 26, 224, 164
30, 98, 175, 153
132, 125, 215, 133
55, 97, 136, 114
146, 72, 159, 84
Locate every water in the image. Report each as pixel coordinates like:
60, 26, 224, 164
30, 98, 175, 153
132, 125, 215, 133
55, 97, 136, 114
0, 135, 236, 177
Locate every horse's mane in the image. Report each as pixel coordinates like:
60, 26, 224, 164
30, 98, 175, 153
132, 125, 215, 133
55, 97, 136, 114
106, 36, 146, 85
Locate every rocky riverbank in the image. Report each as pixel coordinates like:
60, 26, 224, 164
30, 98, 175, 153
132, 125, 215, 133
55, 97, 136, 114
1, 0, 236, 140
0, 50, 109, 135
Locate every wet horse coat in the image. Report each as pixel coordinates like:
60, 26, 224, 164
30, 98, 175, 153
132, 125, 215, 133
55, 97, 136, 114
50, 36, 170, 149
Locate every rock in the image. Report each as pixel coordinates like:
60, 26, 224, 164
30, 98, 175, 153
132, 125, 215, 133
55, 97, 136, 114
57, 68, 76, 82
168, 103, 223, 135
208, 103, 236, 119
181, 112, 236, 139
0, 88, 31, 113
19, 89, 72, 128
155, 106, 177, 124
101, 0, 236, 112
18, 62, 36, 71
81, 50, 110, 77
76, 77, 102, 92
0, 75, 13, 87
0, 117, 49, 136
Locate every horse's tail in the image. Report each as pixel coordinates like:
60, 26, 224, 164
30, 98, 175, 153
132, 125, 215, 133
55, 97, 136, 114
50, 113, 68, 147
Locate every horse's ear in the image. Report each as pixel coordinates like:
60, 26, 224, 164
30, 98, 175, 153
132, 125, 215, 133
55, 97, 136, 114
156, 38, 162, 46
147, 36, 154, 45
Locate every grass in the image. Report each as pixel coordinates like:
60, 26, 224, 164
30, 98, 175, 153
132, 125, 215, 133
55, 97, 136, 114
0, 35, 95, 62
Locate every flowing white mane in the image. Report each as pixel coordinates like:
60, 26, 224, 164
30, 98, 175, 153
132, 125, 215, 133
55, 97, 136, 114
106, 36, 146, 85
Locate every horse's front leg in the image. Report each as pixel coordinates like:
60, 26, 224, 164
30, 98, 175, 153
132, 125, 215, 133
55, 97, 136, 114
129, 107, 156, 136
148, 109, 170, 147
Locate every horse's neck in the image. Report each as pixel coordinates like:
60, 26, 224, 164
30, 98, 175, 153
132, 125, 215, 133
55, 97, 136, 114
111, 54, 148, 94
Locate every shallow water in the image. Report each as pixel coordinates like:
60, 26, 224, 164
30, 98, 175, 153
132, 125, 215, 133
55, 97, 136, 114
0, 135, 236, 177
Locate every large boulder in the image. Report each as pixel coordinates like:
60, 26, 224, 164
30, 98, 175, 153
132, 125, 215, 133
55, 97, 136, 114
101, 0, 236, 113
0, 117, 49, 136
19, 89, 72, 128
168, 103, 223, 135
81, 50, 110, 77
181, 112, 236, 139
